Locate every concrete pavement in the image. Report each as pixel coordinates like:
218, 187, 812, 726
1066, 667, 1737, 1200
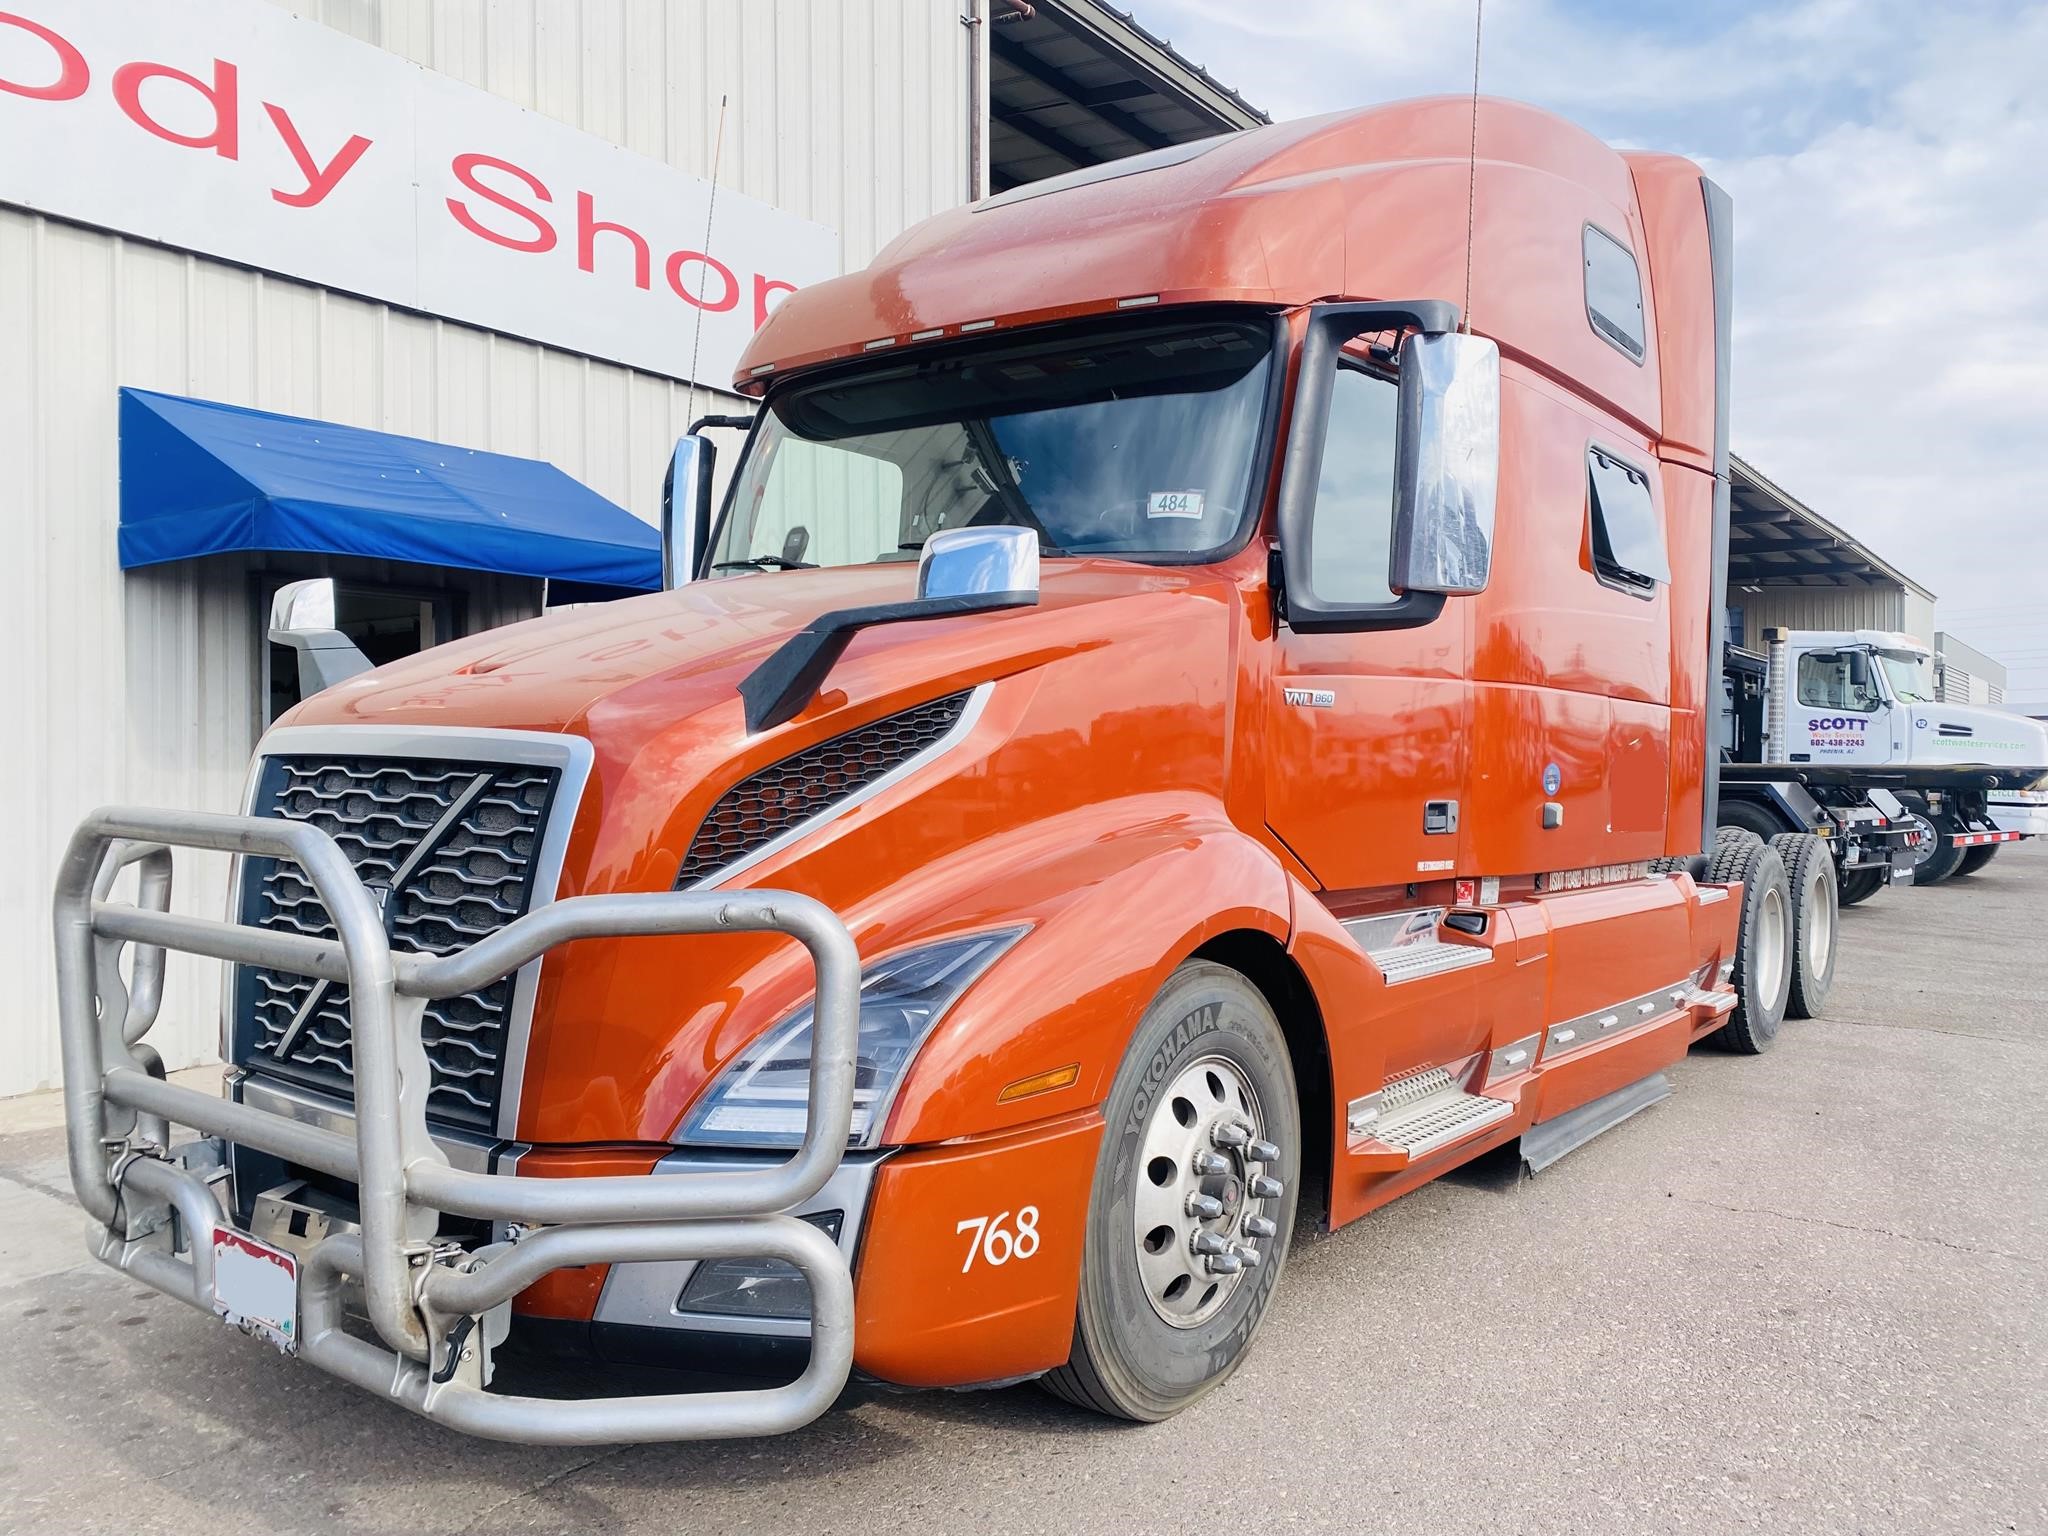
2, 845, 2042, 1535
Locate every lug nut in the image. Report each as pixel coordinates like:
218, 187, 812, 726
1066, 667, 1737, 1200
1192, 1232, 1229, 1257
1211, 1121, 1249, 1149
1248, 1174, 1284, 1200
1186, 1192, 1225, 1220
1233, 1244, 1262, 1269
1246, 1138, 1280, 1164
1205, 1252, 1244, 1275
1192, 1150, 1230, 1176
1242, 1215, 1277, 1240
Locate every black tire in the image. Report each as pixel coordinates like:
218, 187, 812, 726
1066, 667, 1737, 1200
1837, 866, 1886, 908
1715, 823, 1767, 852
1719, 800, 1790, 842
1042, 961, 1301, 1422
1955, 844, 2001, 877
1769, 833, 1837, 1019
1910, 812, 1966, 885
1703, 837, 1791, 1053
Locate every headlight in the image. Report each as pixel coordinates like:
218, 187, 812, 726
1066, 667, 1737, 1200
675, 927, 1026, 1150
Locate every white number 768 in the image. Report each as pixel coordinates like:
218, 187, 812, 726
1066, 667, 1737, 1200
955, 1206, 1041, 1272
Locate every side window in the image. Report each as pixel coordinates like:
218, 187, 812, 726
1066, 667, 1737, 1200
1587, 447, 1670, 593
1583, 225, 1645, 362
1797, 651, 1881, 713
1305, 366, 1400, 605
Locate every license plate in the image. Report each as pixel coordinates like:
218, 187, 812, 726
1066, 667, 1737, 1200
212, 1229, 299, 1354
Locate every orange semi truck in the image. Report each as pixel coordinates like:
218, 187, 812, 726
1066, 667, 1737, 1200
56, 97, 1832, 1441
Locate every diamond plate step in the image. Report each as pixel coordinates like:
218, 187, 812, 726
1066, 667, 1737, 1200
1376, 1090, 1514, 1157
1367, 940, 1493, 985
1349, 1062, 1515, 1164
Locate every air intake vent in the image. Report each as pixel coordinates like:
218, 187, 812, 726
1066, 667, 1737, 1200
677, 691, 974, 887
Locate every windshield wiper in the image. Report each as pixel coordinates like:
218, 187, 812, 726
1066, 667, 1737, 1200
712, 555, 818, 571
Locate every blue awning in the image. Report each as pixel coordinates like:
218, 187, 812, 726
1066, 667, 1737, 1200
118, 388, 659, 592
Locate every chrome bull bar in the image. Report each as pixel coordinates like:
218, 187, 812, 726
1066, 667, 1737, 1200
53, 806, 861, 1444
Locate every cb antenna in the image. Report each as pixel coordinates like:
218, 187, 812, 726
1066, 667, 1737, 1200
1461, 0, 1484, 334
685, 93, 729, 427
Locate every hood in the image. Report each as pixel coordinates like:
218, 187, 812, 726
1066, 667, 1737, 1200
286, 560, 1173, 739
277, 556, 1250, 1145
1904, 701, 2048, 771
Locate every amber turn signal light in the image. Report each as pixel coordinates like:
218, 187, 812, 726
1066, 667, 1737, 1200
996, 1063, 1081, 1103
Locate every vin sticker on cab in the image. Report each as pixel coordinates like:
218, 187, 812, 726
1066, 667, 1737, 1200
1147, 490, 1205, 520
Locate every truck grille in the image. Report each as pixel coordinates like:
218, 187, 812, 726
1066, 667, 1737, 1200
232, 754, 562, 1131
676, 691, 973, 887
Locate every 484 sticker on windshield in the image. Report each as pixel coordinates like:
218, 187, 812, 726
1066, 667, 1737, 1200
955, 1206, 1041, 1272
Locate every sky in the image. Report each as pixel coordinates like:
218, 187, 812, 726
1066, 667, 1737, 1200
1130, 0, 2048, 696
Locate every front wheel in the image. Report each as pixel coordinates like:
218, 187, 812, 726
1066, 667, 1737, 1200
1042, 961, 1301, 1421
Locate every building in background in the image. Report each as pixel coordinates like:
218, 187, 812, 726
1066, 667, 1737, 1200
0, 0, 1251, 1096
1936, 633, 2009, 706
1724, 456, 1937, 653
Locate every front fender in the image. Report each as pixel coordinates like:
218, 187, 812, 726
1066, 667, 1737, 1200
882, 802, 1292, 1145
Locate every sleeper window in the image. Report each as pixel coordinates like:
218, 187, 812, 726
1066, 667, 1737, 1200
1305, 366, 1401, 605
1583, 225, 1646, 362
1587, 448, 1669, 592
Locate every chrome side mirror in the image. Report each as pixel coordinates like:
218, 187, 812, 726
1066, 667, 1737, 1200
660, 435, 712, 590
916, 526, 1040, 602
1390, 330, 1499, 596
267, 578, 371, 696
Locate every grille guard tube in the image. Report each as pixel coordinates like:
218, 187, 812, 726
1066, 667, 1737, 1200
53, 805, 861, 1444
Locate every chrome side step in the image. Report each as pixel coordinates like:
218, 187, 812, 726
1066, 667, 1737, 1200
1341, 909, 1495, 986
1348, 1063, 1514, 1161
1367, 940, 1493, 985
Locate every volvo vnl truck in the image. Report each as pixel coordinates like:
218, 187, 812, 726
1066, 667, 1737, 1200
56, 97, 1836, 1442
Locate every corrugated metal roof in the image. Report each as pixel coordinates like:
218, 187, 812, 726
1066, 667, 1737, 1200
1729, 454, 1936, 600
987, 1, 1269, 192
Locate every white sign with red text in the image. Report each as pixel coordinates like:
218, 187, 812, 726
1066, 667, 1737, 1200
0, 0, 839, 387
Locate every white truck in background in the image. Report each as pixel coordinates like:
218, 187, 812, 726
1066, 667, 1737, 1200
1736, 627, 2048, 891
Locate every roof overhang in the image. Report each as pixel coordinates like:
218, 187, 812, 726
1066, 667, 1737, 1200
1727, 454, 1935, 599
987, 1, 1267, 193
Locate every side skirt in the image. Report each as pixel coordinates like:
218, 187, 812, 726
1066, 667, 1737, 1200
1519, 1071, 1674, 1174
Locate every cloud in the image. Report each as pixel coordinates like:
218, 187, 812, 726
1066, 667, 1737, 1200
1136, 0, 2048, 683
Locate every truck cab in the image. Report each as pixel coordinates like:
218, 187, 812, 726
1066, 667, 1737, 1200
1781, 628, 2047, 786
58, 98, 1809, 1443
1766, 627, 2048, 878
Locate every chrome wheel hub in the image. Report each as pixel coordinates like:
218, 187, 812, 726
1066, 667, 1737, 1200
1132, 1054, 1284, 1329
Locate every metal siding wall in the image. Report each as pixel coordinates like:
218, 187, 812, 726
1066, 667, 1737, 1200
1737, 585, 1906, 650
0, 1, 967, 1095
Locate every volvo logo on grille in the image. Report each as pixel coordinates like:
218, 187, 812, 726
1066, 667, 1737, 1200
270, 771, 493, 1062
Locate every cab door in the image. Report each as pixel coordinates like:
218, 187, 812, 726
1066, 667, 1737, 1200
1791, 646, 1891, 764
1264, 364, 1471, 893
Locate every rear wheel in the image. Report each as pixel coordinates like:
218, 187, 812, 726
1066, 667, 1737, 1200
1910, 811, 1966, 885
1837, 866, 1886, 908
1704, 837, 1791, 1053
1043, 961, 1301, 1422
1956, 844, 2001, 877
1719, 799, 1789, 842
1770, 833, 1837, 1019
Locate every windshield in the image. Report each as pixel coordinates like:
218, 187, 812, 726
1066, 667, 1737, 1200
1877, 650, 1936, 704
710, 314, 1275, 572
